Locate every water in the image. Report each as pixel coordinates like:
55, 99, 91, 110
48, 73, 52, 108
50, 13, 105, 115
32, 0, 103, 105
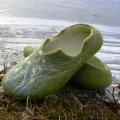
0, 0, 120, 84
0, 0, 120, 26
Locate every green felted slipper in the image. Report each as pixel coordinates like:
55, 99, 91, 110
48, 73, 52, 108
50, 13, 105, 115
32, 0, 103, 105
23, 47, 112, 90
2, 24, 103, 99
23, 45, 35, 58
23, 45, 34, 57
72, 56, 112, 90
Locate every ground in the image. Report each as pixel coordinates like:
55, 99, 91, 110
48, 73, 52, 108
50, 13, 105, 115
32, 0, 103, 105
0, 69, 120, 120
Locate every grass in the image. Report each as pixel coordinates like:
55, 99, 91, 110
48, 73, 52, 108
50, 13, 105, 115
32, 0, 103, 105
0, 79, 120, 120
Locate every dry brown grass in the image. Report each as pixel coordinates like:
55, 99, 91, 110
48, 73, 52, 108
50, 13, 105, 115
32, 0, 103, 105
0, 81, 120, 120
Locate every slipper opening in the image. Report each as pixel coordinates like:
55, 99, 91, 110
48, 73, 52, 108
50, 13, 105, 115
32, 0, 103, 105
87, 57, 106, 70
44, 25, 91, 56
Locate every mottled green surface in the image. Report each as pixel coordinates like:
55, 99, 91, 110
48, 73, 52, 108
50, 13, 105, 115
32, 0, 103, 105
24, 47, 112, 90
72, 57, 112, 89
2, 24, 103, 99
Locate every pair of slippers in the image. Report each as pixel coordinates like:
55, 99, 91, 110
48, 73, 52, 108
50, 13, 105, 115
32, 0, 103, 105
2, 24, 112, 99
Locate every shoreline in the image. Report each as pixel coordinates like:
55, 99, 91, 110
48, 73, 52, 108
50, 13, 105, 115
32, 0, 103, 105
0, 16, 120, 27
